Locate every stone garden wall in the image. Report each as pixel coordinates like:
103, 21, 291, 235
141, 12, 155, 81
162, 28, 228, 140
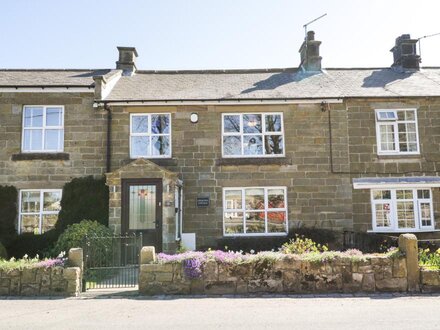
0, 266, 81, 296
420, 269, 440, 292
139, 234, 440, 295
139, 254, 409, 295
0, 248, 83, 297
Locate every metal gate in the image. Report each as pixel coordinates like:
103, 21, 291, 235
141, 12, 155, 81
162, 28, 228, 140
83, 234, 142, 290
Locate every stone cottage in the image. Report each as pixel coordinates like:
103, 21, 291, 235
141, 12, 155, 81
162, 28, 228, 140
1, 32, 440, 252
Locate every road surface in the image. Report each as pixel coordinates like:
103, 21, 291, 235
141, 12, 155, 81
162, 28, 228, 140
0, 293, 439, 329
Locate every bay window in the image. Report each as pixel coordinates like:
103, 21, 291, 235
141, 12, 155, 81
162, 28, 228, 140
223, 187, 288, 236
222, 113, 284, 157
371, 188, 434, 232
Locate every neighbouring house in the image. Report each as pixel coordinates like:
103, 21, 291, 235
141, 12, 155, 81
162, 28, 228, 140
1, 32, 440, 252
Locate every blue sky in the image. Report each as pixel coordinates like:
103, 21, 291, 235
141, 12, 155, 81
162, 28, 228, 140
2, 0, 440, 70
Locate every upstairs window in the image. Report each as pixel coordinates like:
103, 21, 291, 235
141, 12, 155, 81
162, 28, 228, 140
222, 113, 284, 157
22, 106, 64, 152
375, 109, 419, 155
371, 188, 434, 232
130, 113, 171, 158
19, 189, 62, 234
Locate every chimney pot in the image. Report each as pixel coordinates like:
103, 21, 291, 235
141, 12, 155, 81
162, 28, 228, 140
299, 30, 322, 72
390, 34, 420, 70
116, 46, 138, 75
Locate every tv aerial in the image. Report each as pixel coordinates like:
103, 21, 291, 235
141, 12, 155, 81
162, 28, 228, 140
417, 32, 440, 58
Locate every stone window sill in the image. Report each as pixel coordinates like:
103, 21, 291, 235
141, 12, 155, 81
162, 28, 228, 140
216, 157, 292, 166
12, 153, 70, 161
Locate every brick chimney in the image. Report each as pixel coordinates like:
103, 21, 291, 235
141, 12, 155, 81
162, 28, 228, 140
116, 46, 138, 75
299, 31, 322, 71
390, 34, 420, 70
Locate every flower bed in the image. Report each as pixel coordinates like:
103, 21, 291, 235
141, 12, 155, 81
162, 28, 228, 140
419, 248, 440, 270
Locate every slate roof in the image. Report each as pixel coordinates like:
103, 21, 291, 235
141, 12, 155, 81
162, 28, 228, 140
0, 69, 110, 87
2, 67, 440, 100
103, 67, 440, 101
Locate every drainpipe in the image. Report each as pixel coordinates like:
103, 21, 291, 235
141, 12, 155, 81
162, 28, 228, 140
104, 104, 112, 173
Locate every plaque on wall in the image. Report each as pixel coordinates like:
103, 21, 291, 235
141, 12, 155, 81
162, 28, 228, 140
196, 196, 210, 208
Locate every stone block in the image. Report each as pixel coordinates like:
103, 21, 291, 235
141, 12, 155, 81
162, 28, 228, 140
190, 279, 205, 294
421, 269, 440, 286
0, 286, 9, 295
236, 280, 248, 294
63, 267, 80, 281
21, 284, 40, 296
398, 234, 419, 292
248, 279, 283, 293
282, 270, 301, 292
392, 258, 407, 278
68, 248, 84, 271
352, 273, 363, 284
376, 277, 407, 292
205, 281, 236, 295
140, 246, 156, 264
51, 280, 67, 293
155, 272, 173, 282
21, 268, 37, 284
202, 261, 218, 281
362, 273, 375, 292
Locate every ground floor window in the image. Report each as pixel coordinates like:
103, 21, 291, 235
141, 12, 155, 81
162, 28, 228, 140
19, 189, 62, 234
371, 188, 434, 232
223, 187, 287, 236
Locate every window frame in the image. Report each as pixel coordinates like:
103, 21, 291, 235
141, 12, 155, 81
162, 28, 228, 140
370, 188, 434, 232
221, 112, 285, 158
222, 186, 288, 236
375, 108, 420, 155
21, 105, 65, 153
129, 113, 172, 159
18, 189, 62, 234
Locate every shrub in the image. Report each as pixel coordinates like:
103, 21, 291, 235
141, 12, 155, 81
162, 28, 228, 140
216, 228, 337, 253
214, 228, 334, 253
343, 231, 398, 253
0, 185, 18, 247
51, 220, 113, 258
281, 235, 328, 254
419, 248, 440, 270
56, 176, 109, 233
6, 230, 59, 259
0, 242, 7, 259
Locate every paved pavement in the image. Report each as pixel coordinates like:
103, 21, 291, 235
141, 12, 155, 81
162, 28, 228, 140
0, 293, 439, 329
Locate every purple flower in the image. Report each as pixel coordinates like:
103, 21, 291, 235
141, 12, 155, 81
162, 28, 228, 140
35, 258, 66, 268
183, 258, 203, 279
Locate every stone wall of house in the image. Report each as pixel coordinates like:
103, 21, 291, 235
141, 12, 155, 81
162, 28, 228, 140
420, 268, 440, 292
0, 92, 107, 189
110, 103, 352, 248
0, 266, 81, 296
347, 99, 440, 235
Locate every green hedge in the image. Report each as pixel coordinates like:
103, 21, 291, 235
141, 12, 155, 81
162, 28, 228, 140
0, 185, 18, 247
55, 176, 109, 233
216, 228, 338, 253
5, 176, 109, 259
6, 230, 59, 259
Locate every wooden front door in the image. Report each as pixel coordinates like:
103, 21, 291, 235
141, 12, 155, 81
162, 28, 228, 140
121, 178, 163, 252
